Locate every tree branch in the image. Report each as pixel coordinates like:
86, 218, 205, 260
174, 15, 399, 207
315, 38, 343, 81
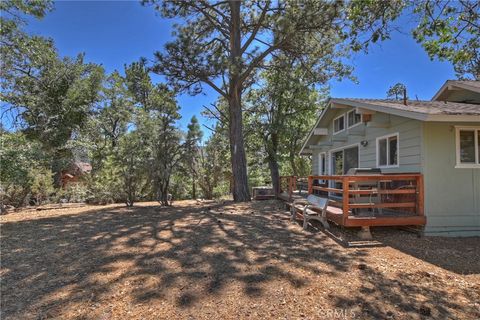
241, 0, 271, 53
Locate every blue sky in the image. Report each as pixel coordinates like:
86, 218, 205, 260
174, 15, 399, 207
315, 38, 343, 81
24, 0, 456, 139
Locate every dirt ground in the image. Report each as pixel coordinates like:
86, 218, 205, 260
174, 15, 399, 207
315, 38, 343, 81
1, 200, 479, 320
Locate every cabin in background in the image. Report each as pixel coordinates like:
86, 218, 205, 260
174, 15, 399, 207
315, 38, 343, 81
61, 161, 92, 188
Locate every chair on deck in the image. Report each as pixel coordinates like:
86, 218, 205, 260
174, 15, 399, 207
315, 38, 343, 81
291, 194, 330, 230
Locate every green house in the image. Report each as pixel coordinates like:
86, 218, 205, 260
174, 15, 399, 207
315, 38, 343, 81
299, 80, 480, 236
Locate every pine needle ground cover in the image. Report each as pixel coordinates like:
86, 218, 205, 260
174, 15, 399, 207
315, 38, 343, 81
1, 201, 479, 319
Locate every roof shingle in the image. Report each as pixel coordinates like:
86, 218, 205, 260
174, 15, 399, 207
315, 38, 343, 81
333, 98, 480, 115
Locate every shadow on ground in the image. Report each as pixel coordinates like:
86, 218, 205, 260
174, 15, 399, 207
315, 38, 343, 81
1, 200, 478, 319
375, 228, 480, 275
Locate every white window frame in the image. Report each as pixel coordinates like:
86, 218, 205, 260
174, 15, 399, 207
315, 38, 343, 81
455, 126, 480, 168
333, 114, 346, 135
376, 133, 399, 168
318, 152, 326, 183
347, 109, 362, 129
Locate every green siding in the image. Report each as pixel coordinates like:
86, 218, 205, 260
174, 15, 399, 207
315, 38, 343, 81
312, 150, 320, 175
310, 108, 423, 174
422, 122, 480, 236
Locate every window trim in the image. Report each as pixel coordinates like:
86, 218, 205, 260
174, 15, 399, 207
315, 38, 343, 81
318, 152, 326, 183
333, 114, 346, 135
455, 126, 480, 168
376, 133, 399, 168
347, 109, 362, 129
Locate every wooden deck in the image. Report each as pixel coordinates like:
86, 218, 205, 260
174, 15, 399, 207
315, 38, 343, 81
279, 174, 426, 228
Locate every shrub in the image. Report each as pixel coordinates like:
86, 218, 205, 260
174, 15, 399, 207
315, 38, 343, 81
58, 182, 89, 203
29, 168, 55, 205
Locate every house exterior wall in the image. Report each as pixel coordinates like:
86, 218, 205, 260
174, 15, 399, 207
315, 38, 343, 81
309, 107, 480, 237
311, 107, 423, 175
422, 122, 480, 236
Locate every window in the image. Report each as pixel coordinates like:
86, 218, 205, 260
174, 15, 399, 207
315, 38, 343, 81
377, 133, 399, 167
456, 127, 480, 168
333, 114, 345, 134
347, 110, 362, 128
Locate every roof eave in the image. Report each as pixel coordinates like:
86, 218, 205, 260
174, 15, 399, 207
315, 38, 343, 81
331, 98, 430, 121
298, 99, 332, 156
328, 98, 480, 122
425, 114, 480, 122
432, 80, 480, 101
431, 80, 451, 101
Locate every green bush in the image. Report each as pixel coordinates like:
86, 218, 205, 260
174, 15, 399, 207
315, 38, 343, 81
0, 132, 50, 207
83, 156, 120, 204
29, 168, 55, 205
58, 182, 89, 203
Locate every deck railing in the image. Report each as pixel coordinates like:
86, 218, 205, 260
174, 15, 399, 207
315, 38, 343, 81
278, 176, 310, 201
307, 174, 424, 225
279, 176, 296, 201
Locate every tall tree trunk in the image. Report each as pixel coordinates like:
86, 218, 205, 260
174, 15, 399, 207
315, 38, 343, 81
228, 1, 250, 202
192, 176, 196, 199
290, 152, 298, 177
125, 175, 135, 207
228, 93, 250, 201
265, 132, 280, 195
159, 179, 170, 206
289, 139, 299, 176
267, 155, 280, 195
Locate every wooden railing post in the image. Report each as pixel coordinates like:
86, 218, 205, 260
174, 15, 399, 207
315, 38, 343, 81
308, 176, 313, 195
416, 174, 424, 216
342, 177, 350, 225
288, 176, 293, 201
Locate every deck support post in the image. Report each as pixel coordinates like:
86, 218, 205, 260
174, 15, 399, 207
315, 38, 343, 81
358, 226, 373, 240
416, 175, 425, 217
342, 177, 350, 225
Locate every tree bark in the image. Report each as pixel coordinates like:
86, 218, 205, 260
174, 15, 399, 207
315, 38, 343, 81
228, 92, 250, 201
265, 131, 280, 195
192, 176, 196, 199
158, 175, 171, 206
228, 1, 250, 202
125, 175, 135, 207
288, 138, 299, 176
267, 155, 280, 195
289, 151, 298, 177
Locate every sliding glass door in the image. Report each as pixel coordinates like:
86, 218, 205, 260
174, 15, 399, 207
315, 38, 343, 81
330, 145, 359, 175
344, 146, 359, 174
330, 145, 359, 191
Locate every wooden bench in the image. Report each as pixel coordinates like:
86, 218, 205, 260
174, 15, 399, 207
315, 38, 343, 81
291, 194, 330, 230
